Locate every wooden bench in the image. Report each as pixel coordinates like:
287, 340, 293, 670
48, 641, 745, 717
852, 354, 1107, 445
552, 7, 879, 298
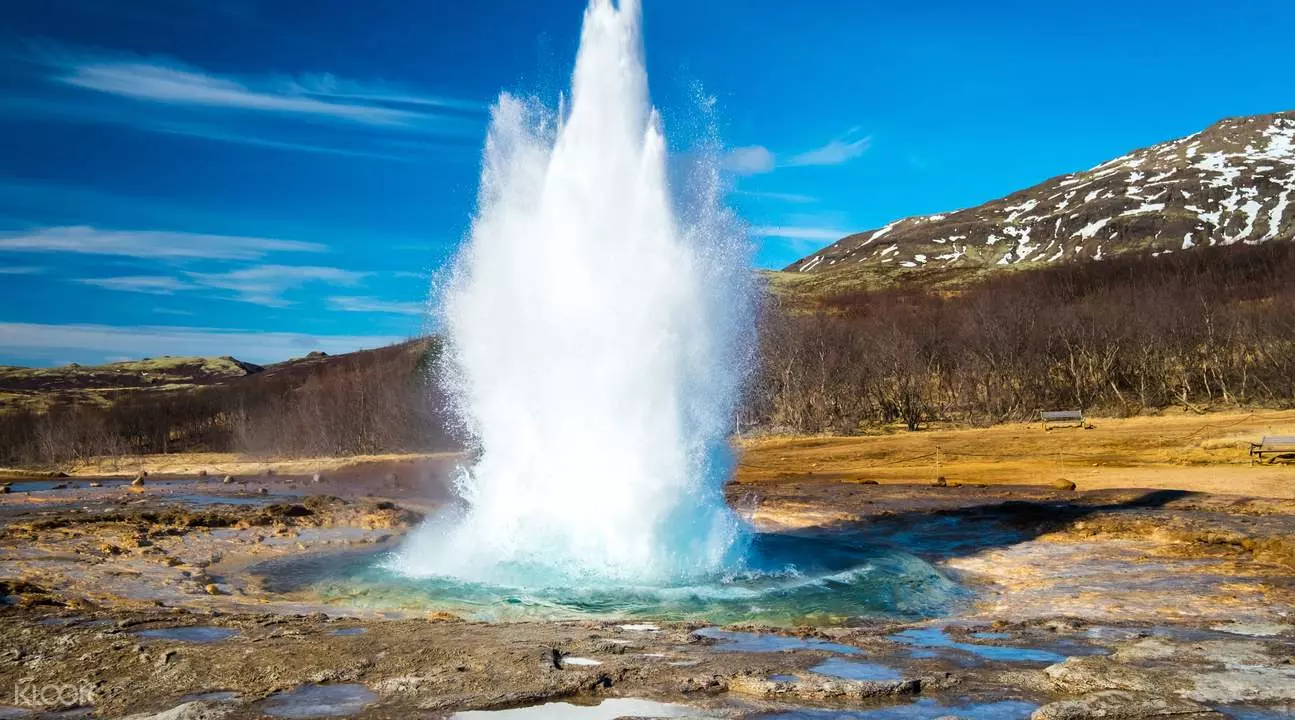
1039, 409, 1084, 430
1250, 436, 1295, 464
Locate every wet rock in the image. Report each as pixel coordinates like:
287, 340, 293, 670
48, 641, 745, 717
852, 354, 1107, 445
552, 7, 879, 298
1043, 656, 1169, 694
89, 481, 102, 488
132, 474, 146, 487
679, 675, 727, 694
120, 701, 233, 720
1042, 618, 1086, 633
1186, 661, 1295, 704
593, 638, 639, 654
312, 473, 323, 483
1209, 622, 1293, 637
257, 488, 268, 495
728, 673, 921, 700
203, 584, 221, 596
1053, 479, 1077, 491
1, 486, 9, 494
373, 674, 429, 696
920, 671, 961, 690
1030, 690, 1223, 719
222, 476, 234, 484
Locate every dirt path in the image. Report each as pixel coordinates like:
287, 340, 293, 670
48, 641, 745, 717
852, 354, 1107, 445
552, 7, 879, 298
737, 409, 1295, 498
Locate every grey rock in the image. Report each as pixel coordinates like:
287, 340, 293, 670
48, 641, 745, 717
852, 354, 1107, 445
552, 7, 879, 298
1031, 690, 1223, 719
120, 701, 233, 720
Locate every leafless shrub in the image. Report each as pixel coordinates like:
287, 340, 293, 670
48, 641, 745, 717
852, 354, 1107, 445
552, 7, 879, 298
747, 243, 1295, 433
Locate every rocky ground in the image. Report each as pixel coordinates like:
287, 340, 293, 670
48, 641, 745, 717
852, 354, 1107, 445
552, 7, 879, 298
1, 459, 1293, 719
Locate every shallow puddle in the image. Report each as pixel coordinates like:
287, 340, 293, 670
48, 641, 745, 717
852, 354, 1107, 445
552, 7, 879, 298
809, 657, 901, 681
260, 684, 377, 718
450, 698, 711, 718
890, 627, 1065, 664
3, 479, 131, 492
327, 627, 367, 636
694, 627, 862, 655
754, 697, 1037, 719
134, 626, 238, 643
171, 494, 278, 507
1217, 706, 1295, 719
562, 656, 602, 666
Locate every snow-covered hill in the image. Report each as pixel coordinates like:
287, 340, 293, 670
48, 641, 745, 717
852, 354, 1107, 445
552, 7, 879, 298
785, 111, 1295, 282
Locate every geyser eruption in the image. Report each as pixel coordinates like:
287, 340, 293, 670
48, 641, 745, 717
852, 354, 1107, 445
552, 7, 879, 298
395, 0, 754, 585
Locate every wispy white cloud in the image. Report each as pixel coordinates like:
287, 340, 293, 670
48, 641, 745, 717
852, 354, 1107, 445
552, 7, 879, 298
183, 265, 367, 307
0, 226, 325, 261
287, 73, 484, 113
67, 263, 370, 307
786, 129, 872, 167
59, 61, 419, 126
151, 121, 415, 161
0, 322, 404, 366
750, 226, 847, 240
328, 296, 426, 316
77, 275, 193, 295
726, 128, 872, 176
733, 189, 817, 203
0, 265, 43, 275
9, 44, 485, 157
722, 146, 776, 176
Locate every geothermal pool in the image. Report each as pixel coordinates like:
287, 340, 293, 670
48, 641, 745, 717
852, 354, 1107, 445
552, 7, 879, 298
254, 530, 963, 624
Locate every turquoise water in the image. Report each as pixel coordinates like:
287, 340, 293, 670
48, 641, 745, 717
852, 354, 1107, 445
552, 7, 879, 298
253, 531, 964, 624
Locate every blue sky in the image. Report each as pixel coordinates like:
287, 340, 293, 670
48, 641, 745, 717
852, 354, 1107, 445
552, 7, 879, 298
1, 0, 1292, 366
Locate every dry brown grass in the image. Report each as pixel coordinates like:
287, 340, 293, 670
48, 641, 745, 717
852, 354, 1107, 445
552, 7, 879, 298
736, 409, 1295, 499
59, 451, 464, 478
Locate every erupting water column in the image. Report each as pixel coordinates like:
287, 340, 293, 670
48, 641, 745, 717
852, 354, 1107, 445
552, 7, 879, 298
394, 0, 755, 587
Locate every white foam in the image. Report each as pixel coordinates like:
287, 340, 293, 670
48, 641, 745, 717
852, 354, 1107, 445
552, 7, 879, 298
394, 0, 753, 585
